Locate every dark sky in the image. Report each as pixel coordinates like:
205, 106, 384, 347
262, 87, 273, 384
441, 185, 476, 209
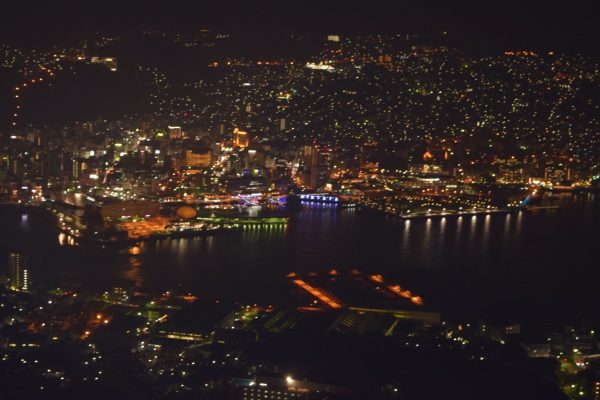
1, 1, 599, 52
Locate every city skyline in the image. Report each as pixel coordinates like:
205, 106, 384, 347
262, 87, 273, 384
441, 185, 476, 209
1, 3, 599, 399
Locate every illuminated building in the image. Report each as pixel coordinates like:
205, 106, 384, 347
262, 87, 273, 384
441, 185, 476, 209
233, 128, 249, 148
544, 164, 572, 184
377, 54, 392, 64
303, 145, 319, 168
302, 146, 330, 189
168, 125, 183, 140
497, 158, 526, 184
72, 159, 80, 179
184, 149, 212, 168
7, 252, 29, 292
113, 142, 125, 162
99, 199, 161, 219
327, 34, 340, 42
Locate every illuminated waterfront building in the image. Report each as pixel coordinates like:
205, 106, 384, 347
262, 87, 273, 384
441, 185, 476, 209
7, 252, 29, 292
99, 199, 161, 219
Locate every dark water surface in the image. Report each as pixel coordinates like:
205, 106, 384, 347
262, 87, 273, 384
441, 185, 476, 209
1, 193, 599, 324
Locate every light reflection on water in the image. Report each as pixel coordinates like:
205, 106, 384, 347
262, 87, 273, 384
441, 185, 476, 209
1, 195, 599, 322
124, 256, 143, 289
439, 217, 446, 236
504, 213, 511, 236
456, 215, 463, 236
469, 215, 478, 239
481, 214, 492, 253
401, 219, 410, 253
516, 210, 523, 238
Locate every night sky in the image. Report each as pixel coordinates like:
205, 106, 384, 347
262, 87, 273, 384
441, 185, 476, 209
1, 0, 599, 53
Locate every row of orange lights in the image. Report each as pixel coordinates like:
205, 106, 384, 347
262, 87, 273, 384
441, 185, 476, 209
369, 274, 424, 305
292, 279, 343, 309
11, 63, 59, 126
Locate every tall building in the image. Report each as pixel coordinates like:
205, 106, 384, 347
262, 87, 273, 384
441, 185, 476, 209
7, 252, 30, 292
233, 128, 250, 149
303, 145, 319, 169
302, 146, 331, 189
72, 159, 80, 179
